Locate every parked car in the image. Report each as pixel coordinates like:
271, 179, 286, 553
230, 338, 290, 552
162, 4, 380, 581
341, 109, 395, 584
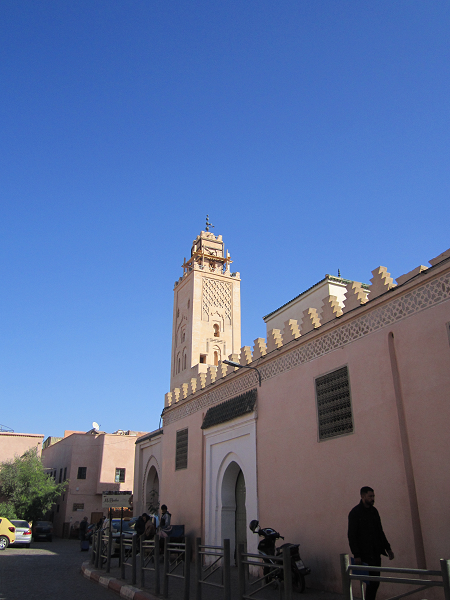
32, 521, 53, 542
110, 517, 138, 555
10, 520, 32, 548
0, 517, 16, 550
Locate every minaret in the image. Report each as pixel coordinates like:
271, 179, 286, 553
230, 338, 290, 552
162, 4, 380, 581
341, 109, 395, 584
170, 223, 241, 392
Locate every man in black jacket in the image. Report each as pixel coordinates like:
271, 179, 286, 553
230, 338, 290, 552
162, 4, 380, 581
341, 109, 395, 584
348, 486, 395, 600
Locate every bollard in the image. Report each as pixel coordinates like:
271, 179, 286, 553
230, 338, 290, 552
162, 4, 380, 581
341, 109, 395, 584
223, 539, 231, 600
237, 543, 245, 600
195, 537, 202, 600
162, 536, 169, 598
441, 559, 450, 600
139, 537, 144, 589
132, 534, 137, 585
154, 534, 160, 595
340, 554, 353, 600
282, 546, 292, 600
183, 537, 191, 600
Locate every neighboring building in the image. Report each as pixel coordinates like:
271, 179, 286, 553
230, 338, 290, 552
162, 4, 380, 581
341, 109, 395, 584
0, 431, 44, 462
134, 229, 450, 596
42, 428, 147, 536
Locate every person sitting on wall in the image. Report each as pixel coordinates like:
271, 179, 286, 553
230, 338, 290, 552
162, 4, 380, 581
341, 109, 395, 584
143, 513, 156, 539
135, 514, 145, 539
160, 505, 171, 530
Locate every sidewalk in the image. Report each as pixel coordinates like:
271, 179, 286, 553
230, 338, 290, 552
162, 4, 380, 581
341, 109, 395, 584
81, 551, 346, 600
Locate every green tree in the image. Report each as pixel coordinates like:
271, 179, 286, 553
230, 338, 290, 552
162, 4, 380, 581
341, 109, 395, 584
0, 501, 17, 520
0, 448, 66, 523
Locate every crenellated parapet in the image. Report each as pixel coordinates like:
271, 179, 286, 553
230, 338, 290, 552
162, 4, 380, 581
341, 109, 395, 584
240, 346, 253, 365
282, 319, 301, 343
253, 338, 267, 360
320, 295, 343, 323
300, 308, 321, 335
342, 282, 368, 313
267, 329, 283, 352
370, 267, 395, 299
165, 248, 450, 406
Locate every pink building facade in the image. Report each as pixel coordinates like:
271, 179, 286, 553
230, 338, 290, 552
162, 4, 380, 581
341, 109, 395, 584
42, 429, 147, 536
134, 234, 450, 597
0, 431, 44, 461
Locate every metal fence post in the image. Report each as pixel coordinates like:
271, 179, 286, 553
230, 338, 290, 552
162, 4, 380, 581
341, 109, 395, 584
139, 536, 144, 589
95, 529, 101, 568
340, 554, 353, 600
283, 546, 292, 600
131, 534, 137, 585
106, 528, 112, 573
121, 536, 125, 580
184, 536, 191, 600
155, 534, 160, 595
162, 536, 169, 598
223, 539, 231, 600
195, 537, 202, 600
237, 543, 245, 600
441, 559, 450, 600
91, 531, 96, 565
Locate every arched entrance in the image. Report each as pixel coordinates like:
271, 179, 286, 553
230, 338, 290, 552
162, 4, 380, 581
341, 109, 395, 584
145, 466, 160, 515
221, 461, 247, 563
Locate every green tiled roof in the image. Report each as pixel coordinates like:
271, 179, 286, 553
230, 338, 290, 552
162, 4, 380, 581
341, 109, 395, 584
201, 389, 257, 430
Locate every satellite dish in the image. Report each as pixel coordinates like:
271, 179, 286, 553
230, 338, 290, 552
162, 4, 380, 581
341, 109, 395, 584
92, 421, 99, 431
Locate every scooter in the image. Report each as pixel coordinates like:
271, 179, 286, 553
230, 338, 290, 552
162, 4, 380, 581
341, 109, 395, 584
249, 520, 311, 593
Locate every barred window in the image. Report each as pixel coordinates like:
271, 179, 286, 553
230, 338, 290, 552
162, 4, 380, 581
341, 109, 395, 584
73, 503, 84, 511
77, 467, 87, 479
315, 366, 354, 441
175, 428, 188, 470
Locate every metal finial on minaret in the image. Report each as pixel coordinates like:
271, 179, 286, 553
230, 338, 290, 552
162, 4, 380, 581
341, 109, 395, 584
338, 269, 341, 277
205, 215, 214, 232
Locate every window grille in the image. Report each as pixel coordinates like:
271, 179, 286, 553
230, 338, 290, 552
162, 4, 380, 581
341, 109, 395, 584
73, 503, 84, 511
315, 366, 353, 441
175, 428, 188, 470
115, 468, 126, 483
77, 467, 87, 479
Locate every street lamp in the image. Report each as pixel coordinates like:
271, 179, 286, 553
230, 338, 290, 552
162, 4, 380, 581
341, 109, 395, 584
223, 360, 262, 387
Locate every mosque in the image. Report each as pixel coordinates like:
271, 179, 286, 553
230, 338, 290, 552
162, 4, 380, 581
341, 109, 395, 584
133, 226, 450, 593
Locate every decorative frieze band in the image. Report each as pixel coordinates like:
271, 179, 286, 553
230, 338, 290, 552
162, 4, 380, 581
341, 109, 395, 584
163, 270, 450, 426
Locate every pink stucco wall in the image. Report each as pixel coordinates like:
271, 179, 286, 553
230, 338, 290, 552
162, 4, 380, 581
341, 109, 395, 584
0, 432, 44, 462
157, 259, 450, 597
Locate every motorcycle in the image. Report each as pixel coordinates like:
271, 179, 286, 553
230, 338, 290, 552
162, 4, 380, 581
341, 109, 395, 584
249, 520, 311, 593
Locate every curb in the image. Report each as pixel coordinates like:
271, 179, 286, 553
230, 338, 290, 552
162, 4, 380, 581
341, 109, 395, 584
81, 561, 158, 600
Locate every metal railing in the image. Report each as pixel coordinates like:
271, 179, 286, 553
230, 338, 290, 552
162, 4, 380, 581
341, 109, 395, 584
139, 534, 161, 595
195, 538, 231, 600
162, 536, 191, 600
120, 535, 137, 584
237, 542, 292, 600
340, 554, 450, 600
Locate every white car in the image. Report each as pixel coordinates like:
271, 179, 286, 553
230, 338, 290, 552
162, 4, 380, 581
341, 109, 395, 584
10, 520, 32, 548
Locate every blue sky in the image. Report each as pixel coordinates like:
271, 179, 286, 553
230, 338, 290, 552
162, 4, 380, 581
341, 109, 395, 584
1, 1, 449, 438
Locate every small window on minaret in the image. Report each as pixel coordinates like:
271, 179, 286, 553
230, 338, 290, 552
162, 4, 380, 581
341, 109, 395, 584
200, 354, 206, 364
213, 324, 220, 337
188, 299, 190, 309
183, 350, 187, 370
177, 355, 181, 373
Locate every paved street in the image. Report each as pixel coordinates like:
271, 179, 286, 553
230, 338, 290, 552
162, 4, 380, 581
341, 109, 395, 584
0, 538, 113, 600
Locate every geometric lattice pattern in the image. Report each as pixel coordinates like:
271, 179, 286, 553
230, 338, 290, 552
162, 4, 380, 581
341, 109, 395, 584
163, 271, 450, 426
175, 428, 188, 470
315, 366, 353, 440
202, 278, 232, 322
